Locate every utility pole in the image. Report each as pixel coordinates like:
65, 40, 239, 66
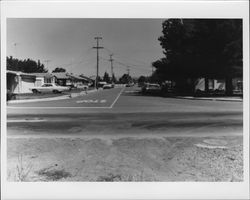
109, 54, 114, 83
127, 66, 132, 84
93, 37, 103, 89
70, 58, 74, 74
127, 66, 130, 76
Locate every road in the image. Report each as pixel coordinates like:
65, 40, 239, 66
6, 86, 244, 182
7, 86, 243, 138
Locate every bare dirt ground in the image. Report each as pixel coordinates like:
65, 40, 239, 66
7, 136, 243, 182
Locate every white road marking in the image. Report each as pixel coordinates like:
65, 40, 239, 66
7, 87, 125, 109
7, 119, 47, 123
194, 143, 228, 149
76, 99, 107, 104
124, 91, 139, 93
109, 87, 125, 108
7, 132, 243, 139
7, 106, 111, 109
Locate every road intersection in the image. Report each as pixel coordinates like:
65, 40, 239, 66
6, 85, 244, 182
7, 86, 243, 138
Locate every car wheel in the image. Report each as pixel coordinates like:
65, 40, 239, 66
53, 90, 59, 93
32, 89, 39, 94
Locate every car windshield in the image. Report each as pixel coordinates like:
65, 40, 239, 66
148, 84, 160, 89
42, 84, 52, 87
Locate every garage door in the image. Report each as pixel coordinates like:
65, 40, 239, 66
21, 77, 35, 93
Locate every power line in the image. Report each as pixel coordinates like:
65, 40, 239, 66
114, 60, 151, 72
98, 47, 153, 74
103, 47, 150, 67
100, 56, 151, 74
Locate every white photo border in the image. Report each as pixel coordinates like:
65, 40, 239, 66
1, 1, 249, 199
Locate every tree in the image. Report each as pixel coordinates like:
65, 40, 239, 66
52, 67, 66, 73
119, 73, 132, 84
149, 71, 161, 84
138, 76, 148, 84
154, 19, 243, 95
7, 56, 48, 73
103, 72, 111, 83
111, 74, 117, 83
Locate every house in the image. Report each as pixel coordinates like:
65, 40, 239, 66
79, 74, 94, 85
31, 73, 56, 87
52, 72, 72, 86
194, 77, 242, 94
52, 72, 92, 87
7, 70, 95, 94
195, 78, 225, 91
67, 74, 89, 87
7, 70, 36, 93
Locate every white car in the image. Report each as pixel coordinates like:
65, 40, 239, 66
103, 84, 114, 89
76, 83, 89, 90
30, 83, 70, 94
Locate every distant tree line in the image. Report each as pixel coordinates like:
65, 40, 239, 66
7, 56, 48, 73
152, 19, 242, 95
7, 56, 143, 85
95, 72, 133, 84
52, 67, 66, 73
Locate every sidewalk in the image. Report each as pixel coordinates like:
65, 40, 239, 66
175, 96, 243, 102
7, 89, 97, 104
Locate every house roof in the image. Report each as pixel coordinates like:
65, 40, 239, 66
51, 72, 69, 79
79, 75, 94, 82
68, 74, 87, 81
52, 73, 90, 81
7, 70, 36, 77
31, 73, 55, 78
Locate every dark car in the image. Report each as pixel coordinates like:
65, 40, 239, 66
126, 82, 134, 87
141, 83, 161, 95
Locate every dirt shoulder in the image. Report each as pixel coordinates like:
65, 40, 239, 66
7, 136, 243, 182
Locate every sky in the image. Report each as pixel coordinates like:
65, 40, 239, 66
7, 18, 165, 78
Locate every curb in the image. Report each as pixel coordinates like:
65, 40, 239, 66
8, 89, 97, 104
69, 89, 97, 98
8, 95, 70, 104
174, 96, 243, 102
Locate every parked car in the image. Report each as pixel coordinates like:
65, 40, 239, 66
141, 83, 161, 95
76, 83, 89, 90
97, 81, 107, 88
103, 84, 113, 89
67, 84, 76, 90
29, 83, 70, 94
138, 82, 145, 87
161, 83, 174, 97
126, 82, 134, 87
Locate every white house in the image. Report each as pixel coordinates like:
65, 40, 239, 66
195, 78, 225, 91
7, 71, 57, 94
31, 73, 56, 86
194, 77, 242, 94
7, 70, 36, 94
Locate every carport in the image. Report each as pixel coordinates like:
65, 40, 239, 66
7, 70, 36, 93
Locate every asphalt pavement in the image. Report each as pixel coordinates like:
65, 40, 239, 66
7, 86, 243, 138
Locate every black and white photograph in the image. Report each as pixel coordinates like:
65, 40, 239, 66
1, 1, 249, 199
